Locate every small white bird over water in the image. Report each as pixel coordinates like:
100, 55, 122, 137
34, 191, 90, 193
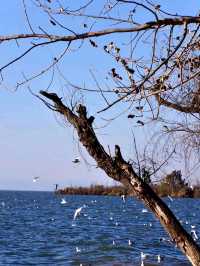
142, 208, 148, 213
191, 229, 198, 240
73, 205, 85, 220
121, 194, 126, 203
33, 176, 40, 182
128, 239, 132, 246
140, 252, 148, 266
157, 254, 164, 263
140, 251, 149, 266
76, 247, 81, 253
141, 251, 148, 260
61, 198, 67, 205
167, 195, 173, 202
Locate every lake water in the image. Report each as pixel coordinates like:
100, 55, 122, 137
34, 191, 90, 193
0, 191, 200, 265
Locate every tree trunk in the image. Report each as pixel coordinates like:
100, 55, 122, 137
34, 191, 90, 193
40, 91, 200, 266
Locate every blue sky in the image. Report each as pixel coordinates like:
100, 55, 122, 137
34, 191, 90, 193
1, 1, 199, 191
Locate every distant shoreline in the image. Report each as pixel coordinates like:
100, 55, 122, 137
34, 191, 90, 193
55, 184, 200, 198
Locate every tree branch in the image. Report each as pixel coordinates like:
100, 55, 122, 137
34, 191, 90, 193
155, 94, 200, 113
40, 90, 200, 266
1, 17, 200, 43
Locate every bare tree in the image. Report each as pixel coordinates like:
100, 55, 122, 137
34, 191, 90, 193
1, 1, 200, 265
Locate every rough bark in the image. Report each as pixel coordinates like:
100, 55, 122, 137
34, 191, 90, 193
40, 90, 200, 266
155, 94, 200, 114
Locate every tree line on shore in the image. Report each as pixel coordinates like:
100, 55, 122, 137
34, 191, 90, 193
56, 170, 200, 198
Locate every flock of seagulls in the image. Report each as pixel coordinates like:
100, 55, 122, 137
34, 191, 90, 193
1, 186, 199, 266
68, 196, 199, 265
70, 200, 171, 265
31, 156, 198, 265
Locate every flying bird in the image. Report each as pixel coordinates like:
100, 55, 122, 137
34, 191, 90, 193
33, 176, 40, 182
72, 157, 80, 164
61, 198, 67, 205
191, 230, 198, 240
73, 206, 85, 220
142, 208, 148, 213
76, 247, 81, 253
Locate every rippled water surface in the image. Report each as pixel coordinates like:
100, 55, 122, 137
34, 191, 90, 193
0, 191, 200, 265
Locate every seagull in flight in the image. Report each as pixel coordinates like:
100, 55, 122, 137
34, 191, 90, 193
33, 176, 40, 182
61, 198, 67, 205
76, 247, 81, 253
72, 157, 80, 164
73, 205, 86, 220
